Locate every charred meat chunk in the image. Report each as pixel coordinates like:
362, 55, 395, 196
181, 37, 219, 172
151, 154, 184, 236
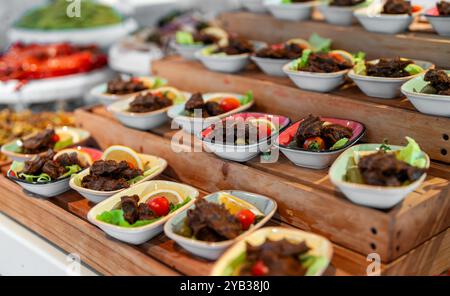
184, 93, 226, 117
437, 1, 450, 16
187, 199, 242, 242
424, 69, 450, 95
185, 92, 205, 111
295, 115, 323, 146
81, 160, 143, 191
358, 152, 426, 186
321, 124, 353, 147
138, 203, 157, 221
207, 120, 264, 145
300, 53, 352, 73
239, 239, 310, 276
55, 152, 81, 167
128, 93, 173, 113
21, 129, 56, 154
121, 195, 140, 224
204, 101, 224, 116
330, 0, 365, 6
383, 0, 412, 14
192, 32, 218, 45
366, 57, 413, 78
256, 43, 304, 60
106, 77, 147, 95
22, 149, 55, 175
42, 160, 66, 179
214, 37, 254, 55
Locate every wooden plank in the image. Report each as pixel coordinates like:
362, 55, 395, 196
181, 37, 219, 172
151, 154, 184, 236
217, 12, 450, 68
75, 108, 450, 263
0, 177, 178, 276
152, 57, 450, 164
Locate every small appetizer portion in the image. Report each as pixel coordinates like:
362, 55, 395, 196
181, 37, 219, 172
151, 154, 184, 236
283, 49, 354, 92
251, 38, 310, 76
70, 145, 167, 203
425, 1, 450, 37
264, 0, 316, 21
183, 92, 253, 118
201, 113, 290, 162
207, 36, 255, 56
128, 92, 173, 113
106, 76, 165, 95
87, 180, 199, 244
97, 194, 191, 228
354, 0, 421, 34
289, 115, 353, 152
164, 191, 277, 260
8, 148, 97, 198
318, 0, 368, 26
329, 138, 430, 209
401, 69, 450, 117
277, 115, 365, 169
211, 227, 332, 276
349, 57, 433, 99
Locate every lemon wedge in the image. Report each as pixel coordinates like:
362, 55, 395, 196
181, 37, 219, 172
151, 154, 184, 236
142, 189, 184, 205
329, 50, 354, 64
102, 145, 143, 170
218, 192, 263, 216
53, 148, 93, 167
201, 27, 229, 47
286, 38, 310, 49
249, 118, 278, 131
152, 86, 185, 102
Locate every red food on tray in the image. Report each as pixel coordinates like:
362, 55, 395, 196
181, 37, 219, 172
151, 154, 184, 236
0, 42, 107, 81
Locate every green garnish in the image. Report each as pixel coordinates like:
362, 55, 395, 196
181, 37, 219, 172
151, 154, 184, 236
379, 139, 391, 152
308, 141, 321, 151
240, 90, 254, 105
396, 137, 427, 168
152, 77, 166, 89
54, 137, 73, 150
291, 49, 312, 70
308, 33, 331, 53
330, 138, 349, 150
176, 31, 198, 45
404, 64, 424, 76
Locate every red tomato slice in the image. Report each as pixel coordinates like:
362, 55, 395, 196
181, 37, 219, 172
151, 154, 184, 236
147, 196, 170, 217
236, 209, 256, 230
219, 97, 241, 112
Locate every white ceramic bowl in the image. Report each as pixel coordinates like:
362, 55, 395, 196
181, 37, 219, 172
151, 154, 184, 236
348, 59, 434, 99
242, 0, 267, 13
264, 0, 316, 21
401, 70, 450, 117
283, 62, 349, 93
318, 4, 357, 26
70, 153, 167, 204
1, 127, 91, 163
195, 50, 251, 73
251, 56, 291, 77
89, 76, 168, 106
276, 117, 365, 169
107, 91, 189, 130
164, 190, 277, 260
211, 227, 333, 276
168, 92, 255, 135
329, 144, 430, 209
87, 180, 199, 245
7, 172, 71, 198
354, 7, 419, 34
171, 41, 205, 60
425, 15, 450, 37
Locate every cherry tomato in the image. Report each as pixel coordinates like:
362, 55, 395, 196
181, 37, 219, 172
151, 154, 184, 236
51, 134, 60, 143
147, 196, 170, 217
236, 209, 256, 230
303, 137, 326, 151
271, 43, 284, 51
251, 260, 269, 276
219, 97, 241, 112
412, 5, 421, 13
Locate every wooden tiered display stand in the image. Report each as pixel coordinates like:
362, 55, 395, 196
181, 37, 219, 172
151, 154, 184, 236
0, 11, 449, 276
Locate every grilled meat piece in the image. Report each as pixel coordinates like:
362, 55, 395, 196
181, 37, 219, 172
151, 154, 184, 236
138, 203, 157, 221
330, 0, 365, 6
300, 53, 352, 73
256, 43, 304, 60
205, 101, 223, 116
358, 152, 426, 186
55, 152, 81, 167
207, 120, 262, 145
187, 199, 242, 242
215, 37, 254, 55
90, 160, 129, 176
185, 93, 205, 111
295, 115, 323, 146
106, 77, 147, 95
424, 69, 450, 94
192, 32, 218, 45
22, 149, 55, 175
128, 93, 173, 113
21, 129, 56, 154
366, 57, 413, 78
383, 0, 412, 14
42, 160, 66, 179
239, 239, 310, 276
321, 124, 353, 147
437, 1, 450, 16
121, 195, 140, 224
81, 175, 130, 191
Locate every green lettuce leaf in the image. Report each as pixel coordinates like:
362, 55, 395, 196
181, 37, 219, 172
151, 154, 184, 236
396, 137, 427, 168
176, 31, 195, 45
18, 172, 52, 183
54, 137, 73, 150
152, 77, 166, 89
330, 137, 349, 150
223, 251, 246, 276
291, 49, 312, 70
58, 164, 82, 179
240, 90, 254, 105
404, 64, 424, 76
308, 33, 331, 53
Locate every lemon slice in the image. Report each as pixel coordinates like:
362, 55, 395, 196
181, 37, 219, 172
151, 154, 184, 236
53, 148, 93, 167
201, 27, 229, 47
57, 129, 79, 143
142, 189, 184, 205
152, 86, 184, 102
218, 192, 263, 216
286, 38, 310, 49
249, 118, 278, 131
330, 50, 354, 64
140, 77, 157, 89
102, 145, 143, 170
